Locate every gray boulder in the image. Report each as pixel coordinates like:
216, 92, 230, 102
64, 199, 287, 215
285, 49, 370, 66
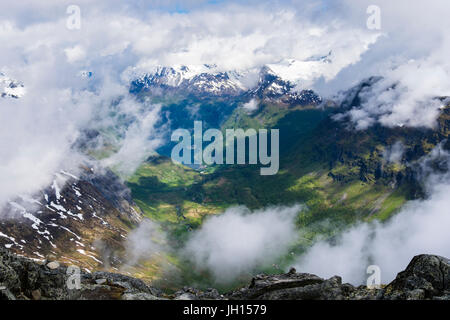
383, 254, 450, 300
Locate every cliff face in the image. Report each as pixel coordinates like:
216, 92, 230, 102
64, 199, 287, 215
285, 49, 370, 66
1, 248, 449, 300
0, 167, 143, 272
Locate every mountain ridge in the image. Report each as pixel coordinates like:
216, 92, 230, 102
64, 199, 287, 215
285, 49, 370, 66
0, 165, 143, 272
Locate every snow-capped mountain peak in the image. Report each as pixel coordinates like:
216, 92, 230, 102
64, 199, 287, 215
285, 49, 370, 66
0, 72, 25, 98
266, 51, 333, 86
127, 60, 325, 104
128, 64, 250, 96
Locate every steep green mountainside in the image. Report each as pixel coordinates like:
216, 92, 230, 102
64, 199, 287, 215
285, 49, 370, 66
130, 102, 448, 228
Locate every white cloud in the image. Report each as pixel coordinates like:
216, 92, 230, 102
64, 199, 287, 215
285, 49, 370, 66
383, 141, 404, 164
0, 1, 381, 211
183, 205, 302, 283
0, 86, 90, 207
242, 98, 258, 113
124, 218, 168, 267
100, 100, 163, 178
338, 59, 449, 129
64, 45, 86, 63
318, 0, 450, 129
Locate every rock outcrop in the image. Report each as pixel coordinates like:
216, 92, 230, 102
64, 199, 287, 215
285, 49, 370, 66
0, 248, 163, 300
383, 254, 450, 300
177, 255, 450, 301
1, 248, 449, 300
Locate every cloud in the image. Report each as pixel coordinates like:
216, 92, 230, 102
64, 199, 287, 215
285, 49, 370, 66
99, 99, 163, 178
242, 98, 258, 113
383, 141, 404, 164
0, 86, 91, 208
335, 61, 448, 130
183, 205, 302, 283
0, 8, 163, 209
64, 45, 86, 63
293, 146, 450, 285
0, 1, 380, 211
125, 7, 377, 85
317, 0, 450, 129
0, 66, 163, 210
123, 218, 168, 267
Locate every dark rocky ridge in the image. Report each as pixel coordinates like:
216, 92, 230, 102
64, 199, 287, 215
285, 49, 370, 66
1, 248, 448, 300
0, 247, 162, 300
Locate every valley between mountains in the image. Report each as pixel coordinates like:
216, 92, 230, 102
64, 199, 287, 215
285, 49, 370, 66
0, 63, 450, 292
1, 64, 449, 295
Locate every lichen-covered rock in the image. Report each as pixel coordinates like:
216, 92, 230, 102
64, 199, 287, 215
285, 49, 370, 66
383, 254, 450, 300
0, 248, 162, 300
228, 269, 330, 300
225, 269, 380, 300
224, 255, 450, 300
1, 248, 449, 300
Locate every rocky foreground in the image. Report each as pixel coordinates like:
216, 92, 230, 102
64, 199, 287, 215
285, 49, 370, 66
0, 248, 449, 300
